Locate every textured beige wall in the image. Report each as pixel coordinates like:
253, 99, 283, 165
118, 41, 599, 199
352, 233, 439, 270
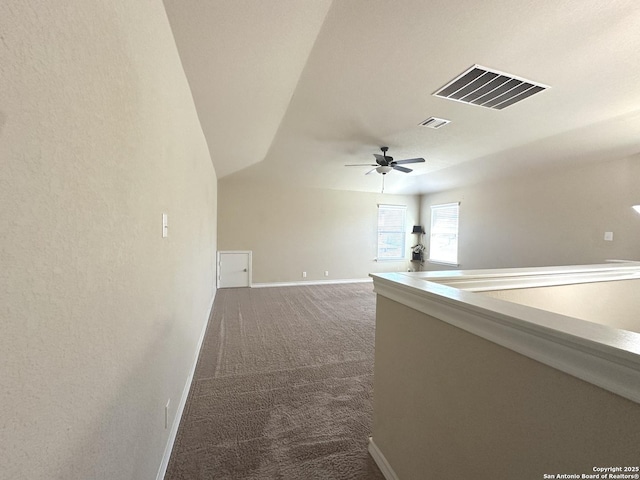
483, 279, 640, 334
421, 155, 640, 271
0, 2, 216, 479
218, 178, 420, 283
372, 296, 640, 480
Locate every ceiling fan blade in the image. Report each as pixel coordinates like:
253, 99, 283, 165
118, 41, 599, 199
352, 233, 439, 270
365, 168, 377, 175
393, 165, 412, 173
373, 154, 388, 166
345, 163, 378, 166
392, 157, 425, 165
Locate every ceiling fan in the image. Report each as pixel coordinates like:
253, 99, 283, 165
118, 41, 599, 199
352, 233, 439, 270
345, 146, 425, 175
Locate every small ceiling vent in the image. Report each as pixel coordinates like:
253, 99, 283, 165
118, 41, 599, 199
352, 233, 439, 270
419, 117, 451, 129
433, 65, 549, 110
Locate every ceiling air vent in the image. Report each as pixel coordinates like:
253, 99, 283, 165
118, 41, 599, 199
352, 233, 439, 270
419, 117, 451, 129
433, 65, 549, 110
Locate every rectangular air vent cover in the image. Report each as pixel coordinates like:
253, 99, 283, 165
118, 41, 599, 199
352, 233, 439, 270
434, 65, 548, 110
419, 117, 451, 129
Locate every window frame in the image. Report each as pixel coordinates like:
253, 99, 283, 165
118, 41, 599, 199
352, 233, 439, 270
376, 204, 407, 262
428, 202, 460, 266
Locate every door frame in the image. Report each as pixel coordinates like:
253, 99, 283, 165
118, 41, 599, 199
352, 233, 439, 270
217, 250, 253, 289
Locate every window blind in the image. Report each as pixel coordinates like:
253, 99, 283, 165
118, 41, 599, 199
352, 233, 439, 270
377, 204, 407, 261
429, 203, 459, 265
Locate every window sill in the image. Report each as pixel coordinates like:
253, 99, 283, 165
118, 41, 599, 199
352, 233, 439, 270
428, 259, 459, 267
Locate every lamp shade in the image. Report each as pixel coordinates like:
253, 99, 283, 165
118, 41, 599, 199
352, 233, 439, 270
412, 225, 425, 234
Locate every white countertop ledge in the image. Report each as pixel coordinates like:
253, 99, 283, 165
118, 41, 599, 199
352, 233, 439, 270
370, 263, 640, 405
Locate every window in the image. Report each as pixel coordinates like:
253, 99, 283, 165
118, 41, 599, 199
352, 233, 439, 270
377, 204, 407, 261
429, 202, 459, 265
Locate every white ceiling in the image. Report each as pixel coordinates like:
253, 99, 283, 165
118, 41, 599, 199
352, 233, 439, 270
164, 0, 640, 194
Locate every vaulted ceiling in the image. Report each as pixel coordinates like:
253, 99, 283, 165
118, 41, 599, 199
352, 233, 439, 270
163, 0, 640, 194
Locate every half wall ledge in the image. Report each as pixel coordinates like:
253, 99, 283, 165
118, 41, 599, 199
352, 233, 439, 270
368, 263, 640, 480
370, 263, 640, 404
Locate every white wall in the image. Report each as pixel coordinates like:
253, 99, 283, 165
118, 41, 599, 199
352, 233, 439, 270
420, 155, 640, 271
483, 278, 640, 334
218, 178, 420, 283
0, 2, 217, 479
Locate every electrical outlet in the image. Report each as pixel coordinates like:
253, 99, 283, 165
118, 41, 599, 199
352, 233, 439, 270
302, 271, 307, 278
165, 399, 170, 429
324, 271, 329, 277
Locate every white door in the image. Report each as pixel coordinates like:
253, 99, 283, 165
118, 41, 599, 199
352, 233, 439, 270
218, 251, 251, 288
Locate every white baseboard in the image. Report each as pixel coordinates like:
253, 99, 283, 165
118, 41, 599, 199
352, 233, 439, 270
155, 293, 216, 480
368, 437, 399, 480
252, 278, 372, 288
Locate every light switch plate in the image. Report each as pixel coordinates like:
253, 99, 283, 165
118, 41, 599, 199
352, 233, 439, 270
604, 231, 613, 241
162, 213, 168, 238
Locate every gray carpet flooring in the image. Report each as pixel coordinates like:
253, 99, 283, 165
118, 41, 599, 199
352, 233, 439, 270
165, 283, 385, 480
